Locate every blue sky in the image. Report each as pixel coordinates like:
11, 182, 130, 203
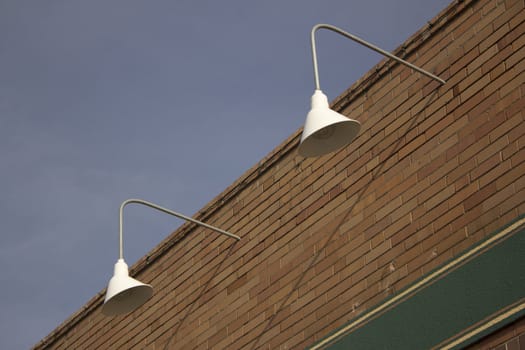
0, 1, 451, 348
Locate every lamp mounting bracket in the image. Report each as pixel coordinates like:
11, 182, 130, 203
118, 198, 240, 260
310, 23, 446, 91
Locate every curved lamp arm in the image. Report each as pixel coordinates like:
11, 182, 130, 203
310, 23, 446, 90
119, 198, 240, 259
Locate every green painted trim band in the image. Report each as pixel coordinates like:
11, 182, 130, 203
309, 215, 525, 350
438, 300, 525, 349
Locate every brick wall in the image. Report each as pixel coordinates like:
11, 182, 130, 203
34, 0, 525, 348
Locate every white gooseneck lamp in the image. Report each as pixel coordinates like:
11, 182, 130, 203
102, 199, 240, 316
298, 24, 446, 158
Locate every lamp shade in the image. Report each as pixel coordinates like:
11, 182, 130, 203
102, 259, 153, 316
298, 90, 361, 158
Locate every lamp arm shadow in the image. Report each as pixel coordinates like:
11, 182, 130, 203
118, 198, 240, 260
310, 23, 446, 90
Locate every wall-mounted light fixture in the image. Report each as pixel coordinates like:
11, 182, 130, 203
298, 24, 446, 158
102, 199, 240, 316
